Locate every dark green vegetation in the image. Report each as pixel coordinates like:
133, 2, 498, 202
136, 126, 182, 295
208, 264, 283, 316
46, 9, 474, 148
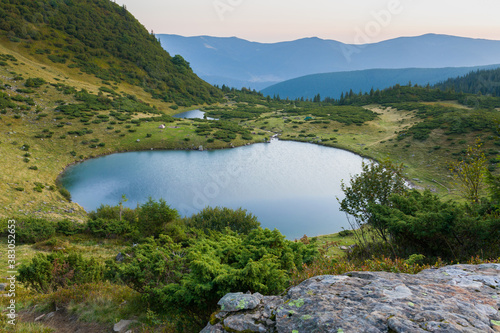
0, 0, 221, 106
3, 203, 318, 331
339, 158, 500, 261
435, 67, 500, 97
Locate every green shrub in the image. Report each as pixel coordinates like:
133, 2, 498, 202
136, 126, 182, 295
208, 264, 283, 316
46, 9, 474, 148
56, 219, 84, 236
33, 183, 44, 191
18, 252, 104, 293
47, 54, 67, 64
25, 77, 46, 88
338, 229, 353, 237
86, 218, 133, 238
14, 217, 56, 244
113, 229, 318, 329
88, 204, 137, 223
184, 206, 260, 235
137, 198, 179, 237
369, 190, 500, 260
58, 185, 71, 202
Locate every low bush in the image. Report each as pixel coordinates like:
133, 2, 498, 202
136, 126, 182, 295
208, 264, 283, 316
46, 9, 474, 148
12, 217, 56, 244
18, 252, 104, 293
86, 218, 133, 238
113, 229, 318, 330
57, 219, 84, 236
184, 206, 260, 235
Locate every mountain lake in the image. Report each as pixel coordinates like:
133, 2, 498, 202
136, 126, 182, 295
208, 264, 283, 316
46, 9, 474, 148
61, 139, 368, 239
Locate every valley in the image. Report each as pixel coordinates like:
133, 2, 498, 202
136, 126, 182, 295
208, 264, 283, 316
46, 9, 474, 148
1, 0, 500, 332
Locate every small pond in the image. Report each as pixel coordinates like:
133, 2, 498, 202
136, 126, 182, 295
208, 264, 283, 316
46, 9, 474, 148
173, 109, 214, 120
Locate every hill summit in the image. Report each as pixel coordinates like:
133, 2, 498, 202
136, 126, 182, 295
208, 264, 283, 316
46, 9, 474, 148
0, 0, 222, 106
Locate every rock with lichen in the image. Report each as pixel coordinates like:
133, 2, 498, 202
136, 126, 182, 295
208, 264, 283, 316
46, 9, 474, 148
201, 264, 500, 332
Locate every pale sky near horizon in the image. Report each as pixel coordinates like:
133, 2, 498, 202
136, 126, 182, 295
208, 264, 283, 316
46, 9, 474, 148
114, 0, 500, 43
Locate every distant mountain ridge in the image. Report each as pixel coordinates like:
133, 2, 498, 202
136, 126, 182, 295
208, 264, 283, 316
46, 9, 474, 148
157, 34, 500, 91
261, 64, 500, 100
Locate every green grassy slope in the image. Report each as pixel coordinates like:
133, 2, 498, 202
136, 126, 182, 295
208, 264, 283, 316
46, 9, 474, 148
0, 0, 267, 219
0, 0, 222, 106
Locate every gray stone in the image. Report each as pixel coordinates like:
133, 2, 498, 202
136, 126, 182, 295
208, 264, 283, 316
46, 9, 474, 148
115, 252, 125, 262
200, 322, 225, 333
224, 313, 267, 332
114, 319, 138, 333
217, 292, 262, 312
203, 265, 500, 332
45, 312, 56, 320
0, 283, 6, 291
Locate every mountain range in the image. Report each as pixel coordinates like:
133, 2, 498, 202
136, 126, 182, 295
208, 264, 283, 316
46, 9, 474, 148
158, 34, 500, 91
261, 64, 500, 100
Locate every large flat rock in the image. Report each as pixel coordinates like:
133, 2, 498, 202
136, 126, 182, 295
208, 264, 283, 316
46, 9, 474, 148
201, 264, 500, 332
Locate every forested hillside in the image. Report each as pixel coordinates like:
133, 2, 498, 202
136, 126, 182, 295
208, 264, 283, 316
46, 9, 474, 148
260, 65, 500, 100
0, 0, 222, 106
434, 67, 500, 96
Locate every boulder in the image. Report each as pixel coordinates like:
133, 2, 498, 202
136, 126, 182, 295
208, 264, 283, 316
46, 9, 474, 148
202, 264, 500, 332
114, 319, 138, 333
217, 292, 263, 312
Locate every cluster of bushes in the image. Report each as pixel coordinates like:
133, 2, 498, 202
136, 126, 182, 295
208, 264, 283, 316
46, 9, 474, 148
18, 252, 104, 293
24, 77, 46, 88
194, 119, 253, 142
369, 190, 500, 259
11, 201, 317, 330
339, 158, 500, 262
285, 105, 378, 126
205, 105, 267, 120
389, 103, 499, 141
111, 228, 317, 327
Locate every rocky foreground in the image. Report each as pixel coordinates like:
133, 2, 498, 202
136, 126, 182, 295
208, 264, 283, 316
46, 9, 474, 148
202, 264, 500, 333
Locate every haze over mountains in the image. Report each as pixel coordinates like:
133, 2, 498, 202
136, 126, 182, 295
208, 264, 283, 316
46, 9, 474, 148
158, 33, 500, 93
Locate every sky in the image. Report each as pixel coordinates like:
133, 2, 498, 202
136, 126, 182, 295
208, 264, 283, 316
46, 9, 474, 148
114, 0, 500, 44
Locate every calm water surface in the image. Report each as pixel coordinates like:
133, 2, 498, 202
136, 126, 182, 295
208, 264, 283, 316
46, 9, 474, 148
173, 109, 214, 120
62, 140, 366, 239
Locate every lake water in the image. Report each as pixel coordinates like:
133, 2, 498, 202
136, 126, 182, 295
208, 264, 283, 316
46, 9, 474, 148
61, 140, 367, 239
173, 109, 214, 120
